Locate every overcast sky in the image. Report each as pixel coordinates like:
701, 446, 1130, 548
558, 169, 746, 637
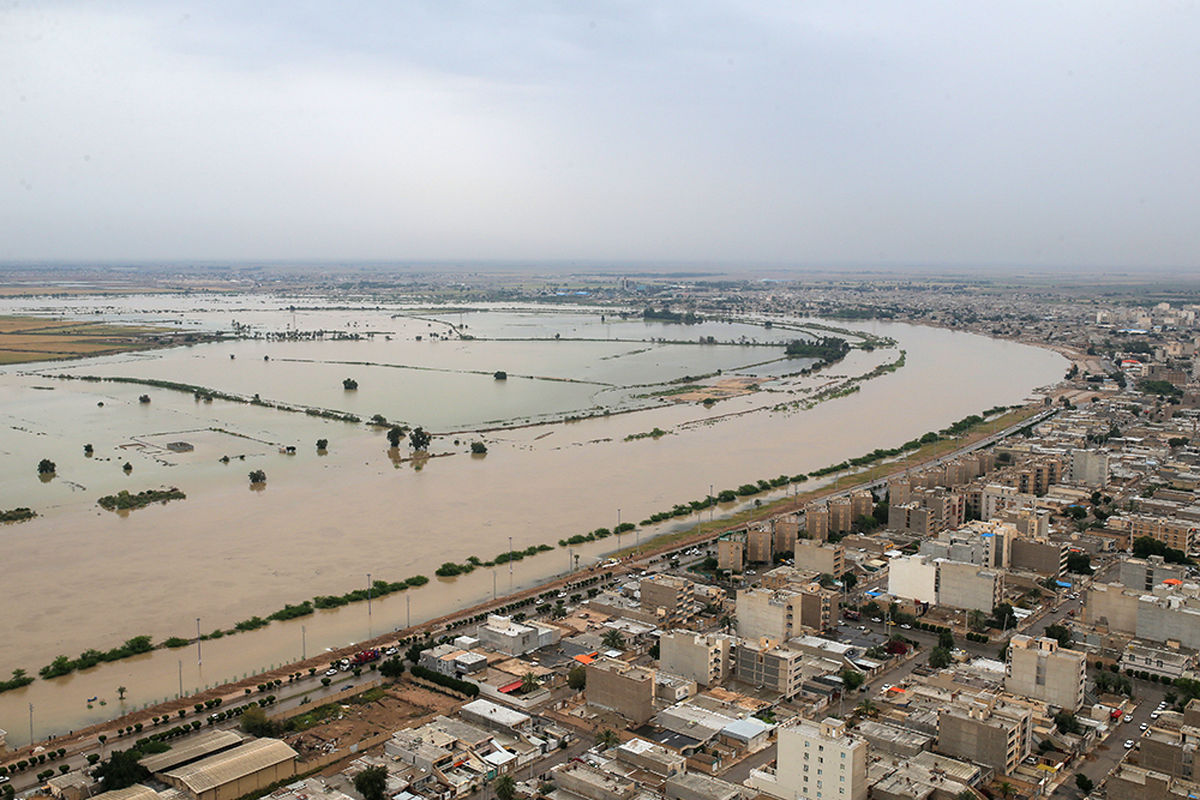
2, 2, 1198, 269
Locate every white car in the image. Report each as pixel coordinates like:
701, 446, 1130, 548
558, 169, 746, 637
1124, 739, 1135, 749
325, 668, 338, 677
1140, 723, 1148, 731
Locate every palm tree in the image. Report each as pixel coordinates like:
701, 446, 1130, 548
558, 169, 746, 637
117, 686, 127, 701
601, 630, 625, 650
521, 672, 539, 693
968, 609, 987, 632
855, 699, 878, 719
493, 775, 517, 800
595, 729, 620, 749
996, 781, 1015, 800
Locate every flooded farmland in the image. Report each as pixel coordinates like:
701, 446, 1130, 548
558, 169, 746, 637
0, 298, 1065, 743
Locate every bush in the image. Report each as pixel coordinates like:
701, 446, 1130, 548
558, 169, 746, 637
409, 665, 479, 697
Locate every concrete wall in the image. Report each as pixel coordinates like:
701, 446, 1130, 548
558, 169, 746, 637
888, 555, 937, 604
936, 561, 1001, 612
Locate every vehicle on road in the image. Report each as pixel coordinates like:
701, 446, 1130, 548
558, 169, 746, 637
1124, 739, 1135, 749
325, 668, 338, 677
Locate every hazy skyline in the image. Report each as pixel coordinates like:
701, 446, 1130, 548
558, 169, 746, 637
3, 2, 1199, 270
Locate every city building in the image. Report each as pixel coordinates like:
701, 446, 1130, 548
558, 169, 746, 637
658, 630, 732, 687
830, 496, 854, 534
731, 638, 805, 698
793, 540, 845, 577
718, 532, 747, 572
1070, 449, 1110, 488
585, 657, 656, 725
804, 504, 830, 542
162, 739, 299, 800
748, 527, 774, 564
477, 615, 560, 656
1004, 634, 1087, 711
641, 575, 697, 628
747, 717, 868, 800
887, 554, 937, 604
1009, 538, 1067, 577
935, 696, 1032, 776
934, 561, 1003, 612
1119, 555, 1189, 591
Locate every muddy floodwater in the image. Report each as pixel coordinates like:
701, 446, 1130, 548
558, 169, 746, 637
0, 298, 1065, 743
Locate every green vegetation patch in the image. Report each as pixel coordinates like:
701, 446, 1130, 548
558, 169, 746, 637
97, 488, 186, 512
625, 427, 671, 441
0, 507, 36, 523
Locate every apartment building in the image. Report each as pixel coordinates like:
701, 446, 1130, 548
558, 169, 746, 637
935, 696, 1032, 776
1009, 538, 1068, 577
586, 657, 656, 725
887, 554, 938, 604
748, 527, 774, 564
1004, 634, 1087, 711
793, 539, 845, 577
659, 631, 732, 687
935, 561, 1003, 612
732, 638, 806, 698
1087, 582, 1200, 649
773, 516, 800, 554
1110, 514, 1199, 556
1070, 449, 1110, 488
718, 532, 746, 572
919, 521, 1015, 570
830, 496, 854, 534
748, 718, 868, 800
641, 574, 697, 628
804, 504, 830, 542
1119, 555, 1189, 591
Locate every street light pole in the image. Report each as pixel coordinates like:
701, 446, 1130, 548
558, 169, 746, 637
178, 660, 183, 697
508, 536, 513, 591
28, 703, 33, 747
406, 594, 411, 629
367, 573, 373, 637
302, 625, 307, 660
196, 617, 202, 666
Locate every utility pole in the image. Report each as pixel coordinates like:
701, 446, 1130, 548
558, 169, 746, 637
406, 594, 411, 629
196, 617, 202, 666
302, 625, 307, 660
178, 660, 183, 697
508, 536, 513, 591
28, 703, 33, 747
493, 571, 497, 601
367, 573, 373, 637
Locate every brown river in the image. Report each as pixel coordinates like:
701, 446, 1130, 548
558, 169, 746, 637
0, 300, 1064, 744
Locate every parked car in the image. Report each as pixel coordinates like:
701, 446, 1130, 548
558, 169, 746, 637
871, 617, 883, 623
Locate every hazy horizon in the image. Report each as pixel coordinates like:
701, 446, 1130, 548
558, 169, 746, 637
4, 2, 1199, 270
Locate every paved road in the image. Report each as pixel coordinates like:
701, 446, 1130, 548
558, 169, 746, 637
1049, 681, 1167, 798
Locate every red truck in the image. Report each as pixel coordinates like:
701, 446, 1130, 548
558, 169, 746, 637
351, 648, 380, 666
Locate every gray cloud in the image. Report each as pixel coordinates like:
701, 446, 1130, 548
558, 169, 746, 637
2, 1, 1198, 269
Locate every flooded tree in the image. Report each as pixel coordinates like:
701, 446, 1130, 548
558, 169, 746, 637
342, 378, 358, 390
409, 427, 431, 451
37, 459, 56, 475
386, 426, 405, 448
248, 469, 267, 485
470, 441, 487, 454
316, 438, 328, 451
